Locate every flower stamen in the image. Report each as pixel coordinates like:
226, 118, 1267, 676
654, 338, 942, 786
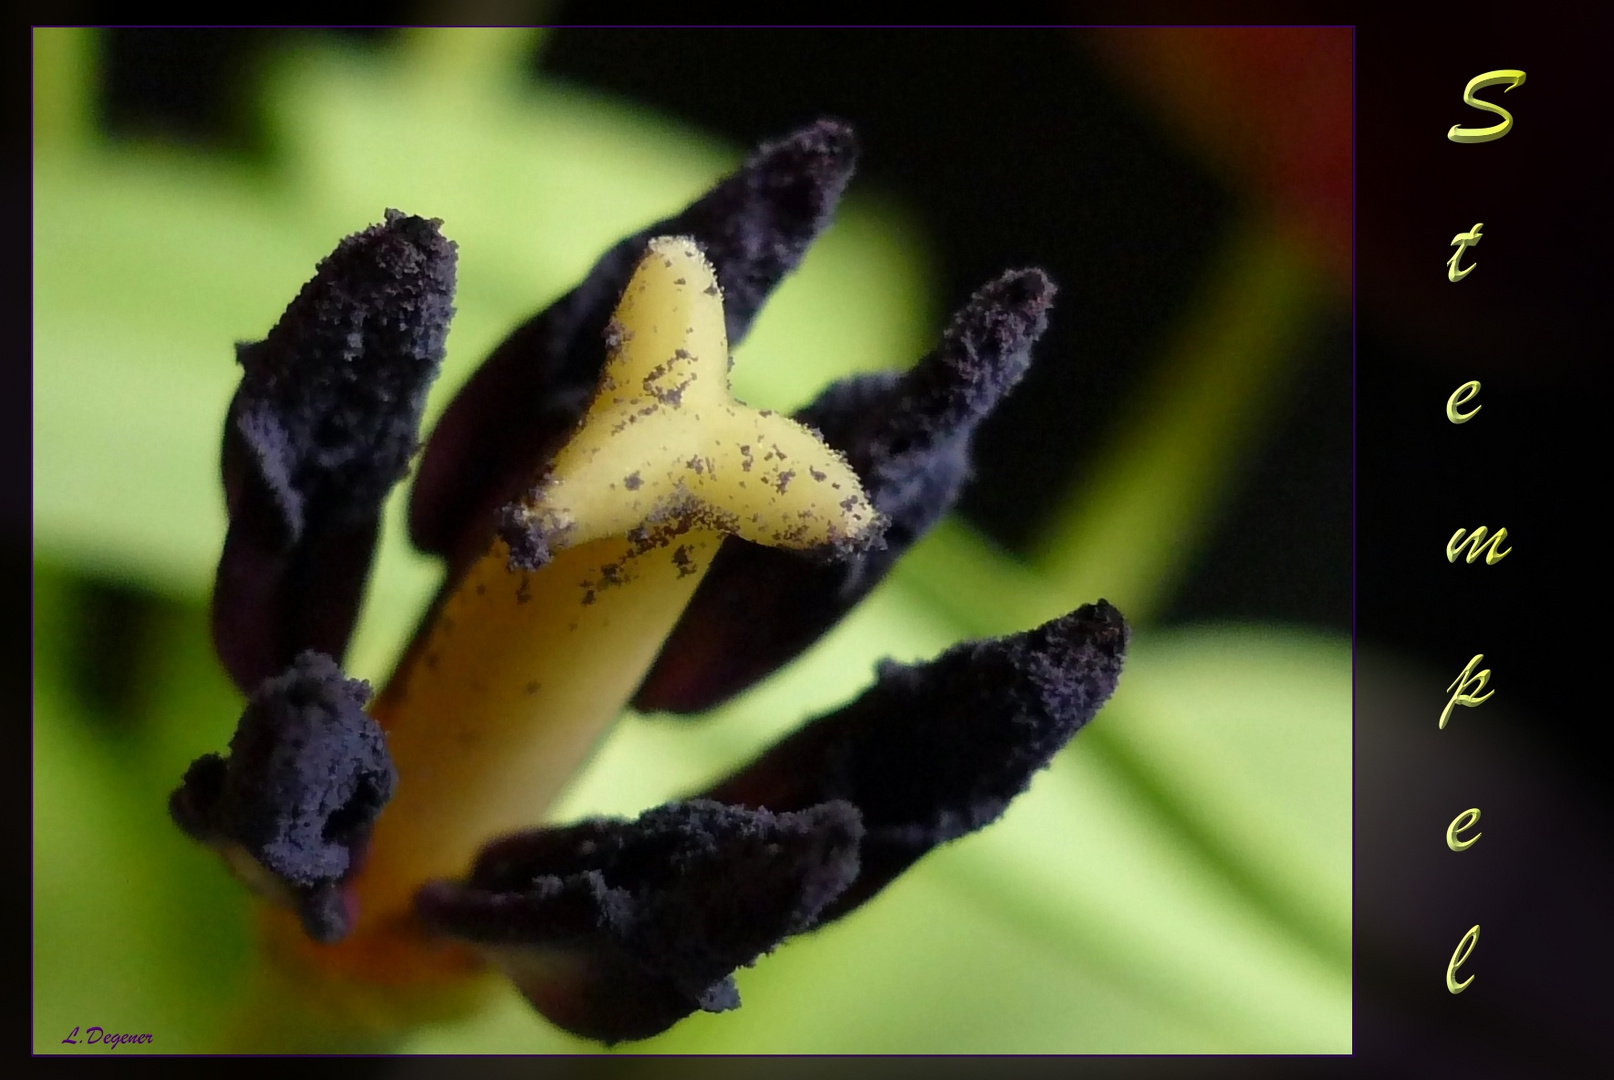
294, 235, 877, 993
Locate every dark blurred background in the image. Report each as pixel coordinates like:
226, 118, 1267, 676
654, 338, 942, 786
87, 24, 1351, 637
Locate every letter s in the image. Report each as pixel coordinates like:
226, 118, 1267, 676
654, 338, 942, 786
1447, 70, 1527, 143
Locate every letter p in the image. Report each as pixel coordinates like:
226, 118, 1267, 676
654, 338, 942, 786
1441, 654, 1495, 729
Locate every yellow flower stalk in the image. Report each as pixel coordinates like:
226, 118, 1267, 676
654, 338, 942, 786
313, 236, 873, 977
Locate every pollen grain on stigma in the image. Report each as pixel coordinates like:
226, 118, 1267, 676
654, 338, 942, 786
347, 236, 879, 933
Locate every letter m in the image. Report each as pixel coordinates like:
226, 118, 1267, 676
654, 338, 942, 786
1447, 526, 1511, 565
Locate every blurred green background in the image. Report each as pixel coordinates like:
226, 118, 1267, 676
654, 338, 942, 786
33, 27, 1351, 1053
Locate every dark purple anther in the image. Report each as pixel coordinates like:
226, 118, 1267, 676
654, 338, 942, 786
212, 210, 457, 694
702, 600, 1127, 921
417, 799, 862, 1043
170, 651, 396, 943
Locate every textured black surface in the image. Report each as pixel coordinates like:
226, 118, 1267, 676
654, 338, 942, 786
408, 120, 859, 569
228, 208, 456, 540
169, 651, 394, 943
636, 269, 1055, 713
704, 600, 1128, 920
212, 210, 457, 693
417, 799, 862, 1043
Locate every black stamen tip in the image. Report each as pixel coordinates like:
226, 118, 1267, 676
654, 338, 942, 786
417, 799, 863, 1043
911, 266, 1055, 435
214, 212, 457, 692
805, 267, 1055, 484
230, 209, 457, 540
169, 651, 395, 943
682, 118, 860, 335
704, 601, 1127, 920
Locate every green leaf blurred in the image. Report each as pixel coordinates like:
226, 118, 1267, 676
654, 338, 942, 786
32, 29, 1349, 1054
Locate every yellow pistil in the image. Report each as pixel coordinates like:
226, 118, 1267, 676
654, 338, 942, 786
264, 236, 877, 1014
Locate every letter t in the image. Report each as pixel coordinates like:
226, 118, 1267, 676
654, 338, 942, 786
1448, 223, 1484, 282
